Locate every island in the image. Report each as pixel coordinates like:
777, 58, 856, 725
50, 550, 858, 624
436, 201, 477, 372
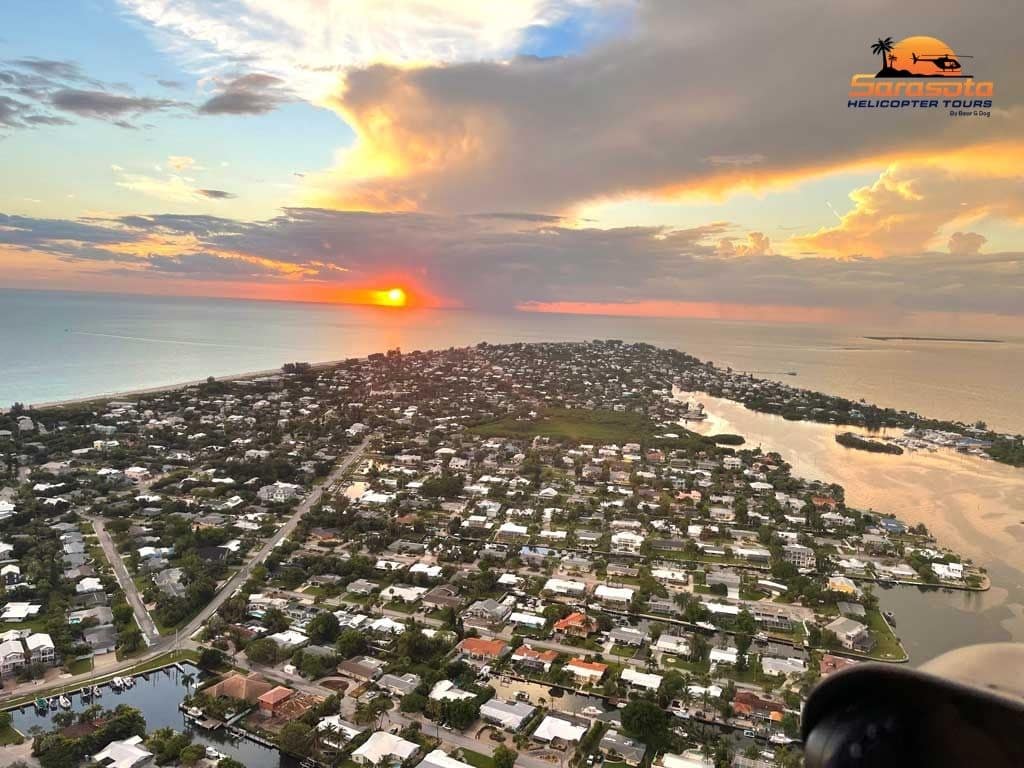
835, 432, 904, 455
0, 340, 990, 768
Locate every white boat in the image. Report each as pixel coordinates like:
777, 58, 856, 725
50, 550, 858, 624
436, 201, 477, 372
205, 746, 225, 760
92, 685, 102, 697
58, 695, 71, 709
186, 706, 204, 718
581, 706, 604, 717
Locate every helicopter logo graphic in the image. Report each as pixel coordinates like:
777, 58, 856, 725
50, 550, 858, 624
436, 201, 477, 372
848, 34, 994, 114
870, 35, 973, 78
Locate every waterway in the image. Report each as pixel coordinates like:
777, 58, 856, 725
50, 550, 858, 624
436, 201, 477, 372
677, 391, 1024, 667
8, 664, 300, 767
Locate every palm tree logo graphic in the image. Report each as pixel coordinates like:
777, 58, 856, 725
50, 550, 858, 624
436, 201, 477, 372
872, 37, 896, 72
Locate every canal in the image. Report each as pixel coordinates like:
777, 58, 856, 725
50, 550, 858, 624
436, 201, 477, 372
677, 390, 1024, 666
9, 664, 301, 767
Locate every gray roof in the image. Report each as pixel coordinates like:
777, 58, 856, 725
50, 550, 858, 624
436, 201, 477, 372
378, 672, 421, 695
600, 730, 646, 762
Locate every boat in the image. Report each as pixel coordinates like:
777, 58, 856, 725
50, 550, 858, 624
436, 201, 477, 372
205, 746, 225, 760
59, 695, 72, 709
581, 705, 604, 717
884, 611, 896, 624
93, 685, 102, 697
34, 697, 47, 712
48, 697, 58, 710
186, 706, 204, 718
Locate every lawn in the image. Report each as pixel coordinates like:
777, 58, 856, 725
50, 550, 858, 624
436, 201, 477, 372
661, 656, 710, 675
67, 657, 94, 675
864, 608, 907, 661
458, 749, 496, 768
610, 644, 638, 658
0, 724, 24, 746
469, 407, 656, 443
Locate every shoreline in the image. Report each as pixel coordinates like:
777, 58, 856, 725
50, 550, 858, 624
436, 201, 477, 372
5, 357, 357, 414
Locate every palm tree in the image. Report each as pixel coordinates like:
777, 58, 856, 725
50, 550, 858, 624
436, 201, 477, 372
871, 37, 895, 71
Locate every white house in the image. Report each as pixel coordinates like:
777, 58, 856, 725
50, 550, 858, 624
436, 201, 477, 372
352, 731, 419, 767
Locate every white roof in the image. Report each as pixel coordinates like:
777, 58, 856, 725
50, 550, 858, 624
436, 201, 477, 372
429, 679, 474, 702
93, 735, 153, 768
595, 584, 634, 601
533, 714, 587, 743
26, 633, 54, 651
621, 667, 663, 690
420, 749, 475, 768
353, 731, 418, 764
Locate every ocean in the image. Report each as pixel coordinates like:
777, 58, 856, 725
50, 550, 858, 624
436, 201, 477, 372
2, 288, 1023, 433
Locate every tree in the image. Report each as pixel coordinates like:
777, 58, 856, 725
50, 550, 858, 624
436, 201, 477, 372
871, 36, 895, 70
218, 759, 245, 768
277, 721, 314, 758
335, 628, 367, 659
262, 607, 290, 633
621, 699, 670, 750
441, 699, 478, 730
306, 612, 340, 644
244, 638, 280, 665
199, 647, 226, 670
180, 744, 206, 766
494, 745, 518, 768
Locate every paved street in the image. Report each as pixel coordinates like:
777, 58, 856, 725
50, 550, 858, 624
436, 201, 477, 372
93, 516, 161, 644
0, 438, 369, 703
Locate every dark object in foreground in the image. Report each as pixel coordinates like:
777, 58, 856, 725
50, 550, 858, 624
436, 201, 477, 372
802, 643, 1024, 768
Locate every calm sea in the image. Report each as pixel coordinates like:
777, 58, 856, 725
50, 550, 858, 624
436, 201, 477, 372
2, 288, 1023, 433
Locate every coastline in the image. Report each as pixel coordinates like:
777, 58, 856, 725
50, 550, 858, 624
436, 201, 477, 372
3, 357, 356, 414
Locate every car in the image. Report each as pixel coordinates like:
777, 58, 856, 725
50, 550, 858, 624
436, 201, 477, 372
743, 729, 756, 738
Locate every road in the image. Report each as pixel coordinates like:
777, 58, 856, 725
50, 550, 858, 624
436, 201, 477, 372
93, 516, 161, 644
1, 438, 369, 703
179, 436, 370, 640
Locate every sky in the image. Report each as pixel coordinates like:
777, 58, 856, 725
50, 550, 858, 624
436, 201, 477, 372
1, 0, 1022, 324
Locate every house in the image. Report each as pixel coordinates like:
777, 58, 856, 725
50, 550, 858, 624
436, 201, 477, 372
266, 629, 309, 651
430, 679, 474, 702
565, 657, 608, 685
480, 698, 537, 730
26, 633, 56, 666
258, 686, 295, 716
83, 624, 118, 654
316, 716, 364, 749
458, 637, 509, 662
92, 735, 153, 768
609, 626, 647, 647
204, 672, 274, 704
532, 713, 588, 744
731, 690, 785, 722
1, 602, 41, 622
544, 578, 587, 598
655, 634, 690, 656
258, 481, 302, 503
600, 730, 647, 766
422, 584, 464, 611
621, 668, 663, 692
782, 544, 815, 569
338, 656, 386, 682
594, 584, 634, 607
352, 731, 419, 767
512, 644, 558, 672
464, 598, 513, 627
611, 531, 645, 553
827, 576, 859, 595
761, 657, 807, 677
378, 672, 421, 697
553, 611, 597, 638
420, 749, 477, 768
0, 638, 25, 677
824, 616, 874, 652
819, 654, 859, 677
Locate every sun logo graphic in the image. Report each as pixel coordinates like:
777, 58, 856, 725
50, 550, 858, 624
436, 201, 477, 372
848, 35, 994, 115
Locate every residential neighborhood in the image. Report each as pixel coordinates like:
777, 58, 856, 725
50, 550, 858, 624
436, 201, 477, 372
0, 341, 988, 767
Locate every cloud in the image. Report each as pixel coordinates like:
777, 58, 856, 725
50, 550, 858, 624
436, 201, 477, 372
792, 158, 1024, 258
9, 58, 87, 81
196, 188, 236, 199
293, 0, 1023, 215
198, 73, 293, 115
167, 155, 197, 171
3, 207, 1021, 317
117, 0, 597, 102
49, 88, 179, 120
948, 231, 987, 256
717, 231, 772, 257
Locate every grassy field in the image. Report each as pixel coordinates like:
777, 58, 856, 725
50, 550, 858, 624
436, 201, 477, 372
458, 749, 496, 768
0, 724, 24, 746
469, 407, 656, 443
864, 608, 906, 661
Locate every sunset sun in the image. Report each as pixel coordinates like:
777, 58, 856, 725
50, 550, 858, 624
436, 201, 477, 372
376, 287, 408, 307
